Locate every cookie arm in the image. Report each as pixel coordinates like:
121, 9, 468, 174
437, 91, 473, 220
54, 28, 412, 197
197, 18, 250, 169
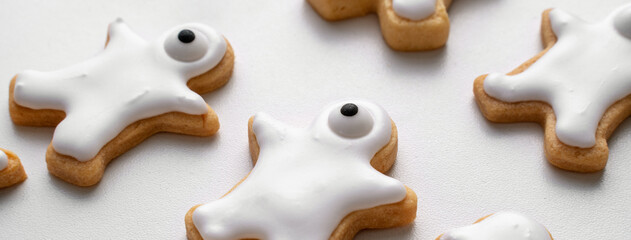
248, 112, 288, 164
547, 9, 583, 36
483, 73, 554, 103
105, 18, 145, 48
250, 113, 287, 147
12, 71, 70, 110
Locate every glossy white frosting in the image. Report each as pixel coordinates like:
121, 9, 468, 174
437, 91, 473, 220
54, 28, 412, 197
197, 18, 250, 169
13, 19, 227, 161
440, 212, 551, 240
0, 151, 8, 171
484, 4, 631, 148
393, 0, 437, 21
192, 99, 407, 240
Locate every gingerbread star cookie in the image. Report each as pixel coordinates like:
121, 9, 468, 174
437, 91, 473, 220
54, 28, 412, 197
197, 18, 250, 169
436, 212, 553, 240
185, 99, 417, 240
308, 0, 452, 51
0, 148, 27, 188
474, 4, 631, 172
9, 19, 234, 186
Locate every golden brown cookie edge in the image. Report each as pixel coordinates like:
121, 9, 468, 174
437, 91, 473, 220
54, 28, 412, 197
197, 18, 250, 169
0, 148, 27, 188
471, 9, 628, 172
307, 0, 451, 51
186, 116, 417, 239
9, 33, 234, 186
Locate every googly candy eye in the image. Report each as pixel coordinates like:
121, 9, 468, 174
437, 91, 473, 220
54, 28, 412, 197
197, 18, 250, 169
164, 28, 209, 62
614, 5, 631, 39
328, 103, 374, 138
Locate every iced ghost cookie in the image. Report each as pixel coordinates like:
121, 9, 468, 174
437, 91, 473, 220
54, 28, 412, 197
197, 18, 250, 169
9, 19, 235, 186
185, 99, 417, 240
308, 0, 452, 51
0, 148, 27, 188
473, 4, 631, 172
436, 212, 553, 240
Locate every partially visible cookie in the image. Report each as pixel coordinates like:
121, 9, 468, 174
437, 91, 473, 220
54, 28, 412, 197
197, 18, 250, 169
9, 19, 234, 186
185, 99, 417, 239
474, 4, 631, 172
0, 148, 27, 188
436, 211, 553, 240
308, 0, 452, 51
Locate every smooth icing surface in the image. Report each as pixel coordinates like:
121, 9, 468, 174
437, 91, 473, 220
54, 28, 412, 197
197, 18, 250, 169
13, 18, 227, 161
484, 4, 631, 148
393, 0, 436, 21
614, 5, 631, 38
0, 151, 8, 171
440, 212, 551, 240
192, 99, 407, 240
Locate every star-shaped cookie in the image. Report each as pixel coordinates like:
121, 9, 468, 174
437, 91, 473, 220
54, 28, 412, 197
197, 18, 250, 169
0, 148, 27, 188
308, 0, 452, 51
436, 212, 553, 240
9, 19, 234, 186
185, 99, 417, 240
474, 4, 631, 172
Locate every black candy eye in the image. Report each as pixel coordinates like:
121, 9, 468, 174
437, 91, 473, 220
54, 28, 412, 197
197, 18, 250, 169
340, 103, 358, 116
178, 29, 195, 43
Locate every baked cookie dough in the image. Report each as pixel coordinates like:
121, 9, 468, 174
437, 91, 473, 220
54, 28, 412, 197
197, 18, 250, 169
474, 4, 631, 172
185, 99, 417, 239
437, 211, 553, 240
308, 0, 452, 51
9, 19, 234, 186
0, 148, 27, 188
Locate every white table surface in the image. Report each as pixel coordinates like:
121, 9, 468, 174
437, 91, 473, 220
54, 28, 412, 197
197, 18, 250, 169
1, 0, 630, 239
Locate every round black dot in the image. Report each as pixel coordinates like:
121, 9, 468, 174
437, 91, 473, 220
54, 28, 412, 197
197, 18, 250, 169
178, 29, 195, 43
340, 103, 359, 117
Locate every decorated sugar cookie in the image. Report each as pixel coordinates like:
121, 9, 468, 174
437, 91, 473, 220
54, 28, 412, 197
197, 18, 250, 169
474, 4, 631, 172
308, 0, 451, 51
0, 148, 27, 188
437, 212, 553, 240
9, 19, 235, 186
185, 99, 417, 240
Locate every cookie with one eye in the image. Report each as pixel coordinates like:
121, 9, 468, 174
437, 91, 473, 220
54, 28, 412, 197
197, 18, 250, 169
9, 19, 234, 186
185, 99, 417, 240
0, 148, 27, 188
474, 4, 631, 172
308, 0, 451, 51
436, 212, 553, 240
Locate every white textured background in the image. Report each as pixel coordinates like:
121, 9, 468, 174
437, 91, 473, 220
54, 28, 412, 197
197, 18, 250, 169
1, 0, 630, 239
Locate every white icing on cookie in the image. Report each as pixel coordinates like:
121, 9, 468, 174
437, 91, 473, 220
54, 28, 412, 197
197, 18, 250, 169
0, 151, 8, 171
483, 4, 631, 148
393, 0, 436, 21
440, 212, 551, 240
13, 18, 227, 161
192, 99, 407, 240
